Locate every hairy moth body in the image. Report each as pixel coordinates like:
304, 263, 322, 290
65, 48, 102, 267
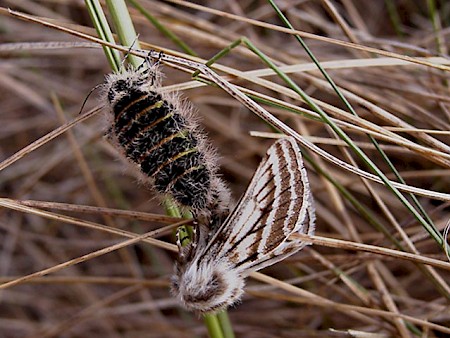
103, 63, 230, 222
172, 137, 316, 313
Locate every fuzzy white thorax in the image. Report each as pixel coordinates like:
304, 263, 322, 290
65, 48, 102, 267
102, 65, 161, 107
172, 254, 245, 314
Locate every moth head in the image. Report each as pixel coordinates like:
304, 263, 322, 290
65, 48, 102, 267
103, 69, 149, 105
171, 257, 245, 314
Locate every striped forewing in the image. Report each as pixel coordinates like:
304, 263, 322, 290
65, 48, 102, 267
199, 137, 315, 275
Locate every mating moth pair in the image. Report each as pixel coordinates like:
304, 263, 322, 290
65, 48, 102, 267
102, 54, 316, 313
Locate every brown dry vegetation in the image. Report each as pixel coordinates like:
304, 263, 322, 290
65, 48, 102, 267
0, 1, 449, 337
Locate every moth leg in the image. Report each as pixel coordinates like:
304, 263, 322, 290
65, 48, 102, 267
176, 226, 191, 249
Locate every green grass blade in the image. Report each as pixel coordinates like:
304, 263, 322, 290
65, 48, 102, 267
105, 0, 141, 68
385, 0, 405, 37
217, 310, 235, 338
266, 0, 445, 250
84, 0, 121, 71
127, 0, 198, 56
204, 313, 225, 338
85, 2, 233, 335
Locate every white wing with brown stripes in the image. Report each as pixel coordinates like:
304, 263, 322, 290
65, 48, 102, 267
171, 137, 315, 314
210, 136, 315, 274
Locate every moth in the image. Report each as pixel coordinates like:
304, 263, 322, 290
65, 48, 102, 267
172, 136, 316, 313
102, 59, 230, 223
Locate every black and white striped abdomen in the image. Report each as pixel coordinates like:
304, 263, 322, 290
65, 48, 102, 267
103, 66, 230, 220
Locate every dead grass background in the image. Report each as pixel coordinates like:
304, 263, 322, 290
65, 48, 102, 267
0, 0, 449, 337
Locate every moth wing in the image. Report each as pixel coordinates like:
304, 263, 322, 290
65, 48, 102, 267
203, 136, 315, 275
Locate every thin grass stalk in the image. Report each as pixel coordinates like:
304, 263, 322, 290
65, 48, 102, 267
192, 27, 450, 301
203, 314, 225, 338
127, 0, 198, 56
270, 0, 439, 238
241, 39, 450, 298
264, 2, 446, 251
216, 311, 235, 338
105, 0, 141, 68
84, 0, 121, 71
84, 2, 233, 336
427, 0, 449, 88
6, 9, 447, 202
384, 0, 404, 37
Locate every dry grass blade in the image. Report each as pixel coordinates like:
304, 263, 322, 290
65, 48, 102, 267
0, 106, 101, 171
248, 290, 450, 334
17, 199, 182, 223
0, 223, 177, 290
292, 234, 450, 272
0, 198, 178, 252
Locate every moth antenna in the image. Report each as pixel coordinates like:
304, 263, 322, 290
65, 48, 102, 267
80, 36, 142, 116
119, 33, 141, 72
78, 83, 103, 115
